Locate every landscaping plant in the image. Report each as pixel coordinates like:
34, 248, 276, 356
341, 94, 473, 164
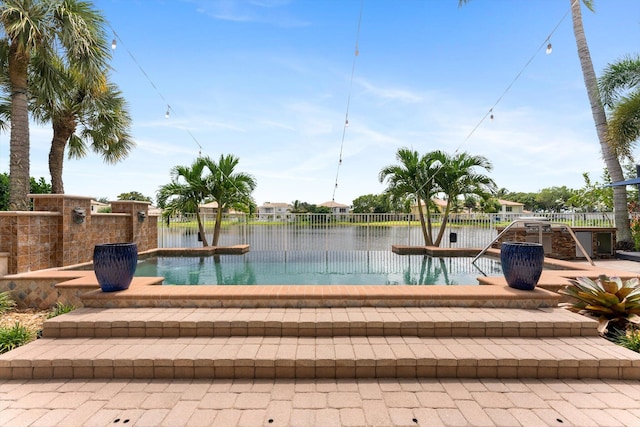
0, 323, 33, 354
0, 291, 16, 314
559, 275, 640, 337
615, 325, 640, 353
48, 302, 76, 318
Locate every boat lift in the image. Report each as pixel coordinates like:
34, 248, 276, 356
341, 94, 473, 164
471, 218, 595, 266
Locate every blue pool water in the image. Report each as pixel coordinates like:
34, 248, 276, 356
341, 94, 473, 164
134, 251, 503, 285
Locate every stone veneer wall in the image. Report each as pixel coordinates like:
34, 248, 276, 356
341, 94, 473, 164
0, 195, 158, 275
0, 212, 61, 274
0, 278, 83, 309
493, 227, 616, 260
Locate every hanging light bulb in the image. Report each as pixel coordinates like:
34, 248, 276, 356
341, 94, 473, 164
111, 38, 117, 50
345, 119, 349, 127
489, 109, 494, 121
546, 42, 552, 55
165, 105, 170, 119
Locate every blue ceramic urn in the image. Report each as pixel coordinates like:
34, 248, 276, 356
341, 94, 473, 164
500, 241, 544, 291
93, 243, 138, 292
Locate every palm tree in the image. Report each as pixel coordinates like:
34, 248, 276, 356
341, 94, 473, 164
458, 0, 632, 245
157, 158, 212, 247
29, 56, 133, 194
569, 0, 631, 245
0, 0, 109, 210
379, 148, 439, 246
599, 55, 640, 159
432, 151, 496, 246
201, 154, 257, 247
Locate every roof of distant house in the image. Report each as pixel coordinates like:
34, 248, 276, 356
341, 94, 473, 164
259, 202, 292, 208
498, 199, 524, 206
319, 201, 349, 208
199, 201, 219, 208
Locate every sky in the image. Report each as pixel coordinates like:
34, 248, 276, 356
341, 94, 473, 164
1, 0, 639, 207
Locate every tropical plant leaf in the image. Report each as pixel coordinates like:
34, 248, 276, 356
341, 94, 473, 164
602, 292, 621, 306
601, 278, 621, 294
618, 287, 635, 300
597, 318, 610, 336
583, 305, 615, 315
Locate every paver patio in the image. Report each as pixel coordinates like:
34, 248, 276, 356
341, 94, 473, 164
1, 258, 640, 426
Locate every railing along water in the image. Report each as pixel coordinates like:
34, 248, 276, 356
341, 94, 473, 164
157, 212, 616, 251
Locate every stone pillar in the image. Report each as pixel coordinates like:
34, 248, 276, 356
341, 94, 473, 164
110, 201, 156, 251
31, 194, 93, 268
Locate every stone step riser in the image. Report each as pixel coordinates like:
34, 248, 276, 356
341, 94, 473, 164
41, 307, 599, 339
3, 336, 639, 381
42, 323, 598, 339
4, 364, 639, 381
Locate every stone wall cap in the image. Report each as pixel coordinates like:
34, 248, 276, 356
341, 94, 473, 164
110, 200, 151, 205
29, 194, 93, 200
0, 211, 62, 216
92, 212, 129, 217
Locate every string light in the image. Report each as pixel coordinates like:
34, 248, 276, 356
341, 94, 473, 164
106, 25, 255, 202
410, 0, 576, 200
107, 25, 203, 153
332, 0, 364, 202
111, 38, 117, 50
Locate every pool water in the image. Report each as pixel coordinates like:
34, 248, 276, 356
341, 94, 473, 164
134, 251, 503, 286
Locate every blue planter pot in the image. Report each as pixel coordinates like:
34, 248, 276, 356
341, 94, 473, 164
500, 242, 544, 291
93, 243, 138, 292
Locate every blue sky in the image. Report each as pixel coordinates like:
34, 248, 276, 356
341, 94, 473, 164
2, 0, 639, 206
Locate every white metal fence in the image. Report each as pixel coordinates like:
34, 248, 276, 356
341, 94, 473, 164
157, 212, 616, 251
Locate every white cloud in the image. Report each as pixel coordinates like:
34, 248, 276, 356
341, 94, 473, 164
186, 0, 310, 27
355, 78, 426, 104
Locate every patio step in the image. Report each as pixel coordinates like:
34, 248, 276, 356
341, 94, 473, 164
2, 335, 639, 380
41, 307, 599, 339
3, 307, 636, 381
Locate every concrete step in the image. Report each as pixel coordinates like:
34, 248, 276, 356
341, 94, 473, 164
41, 307, 598, 339
2, 336, 639, 380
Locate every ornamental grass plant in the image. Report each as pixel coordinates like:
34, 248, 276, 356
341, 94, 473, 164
48, 302, 76, 318
615, 325, 640, 353
0, 323, 33, 354
0, 291, 16, 314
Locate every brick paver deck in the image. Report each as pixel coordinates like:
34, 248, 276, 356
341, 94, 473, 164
3, 258, 640, 425
2, 377, 640, 426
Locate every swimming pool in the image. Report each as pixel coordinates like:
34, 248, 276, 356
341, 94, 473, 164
134, 251, 503, 285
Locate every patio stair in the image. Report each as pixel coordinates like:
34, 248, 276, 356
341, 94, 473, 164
1, 306, 640, 381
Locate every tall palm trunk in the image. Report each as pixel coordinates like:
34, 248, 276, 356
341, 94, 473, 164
571, 0, 631, 243
49, 118, 76, 194
212, 208, 224, 247
434, 202, 453, 247
416, 196, 432, 246
8, 43, 30, 211
196, 211, 209, 247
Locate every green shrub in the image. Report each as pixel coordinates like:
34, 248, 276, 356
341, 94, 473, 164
48, 302, 76, 318
0, 323, 33, 354
559, 275, 640, 336
614, 326, 640, 353
0, 291, 16, 314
